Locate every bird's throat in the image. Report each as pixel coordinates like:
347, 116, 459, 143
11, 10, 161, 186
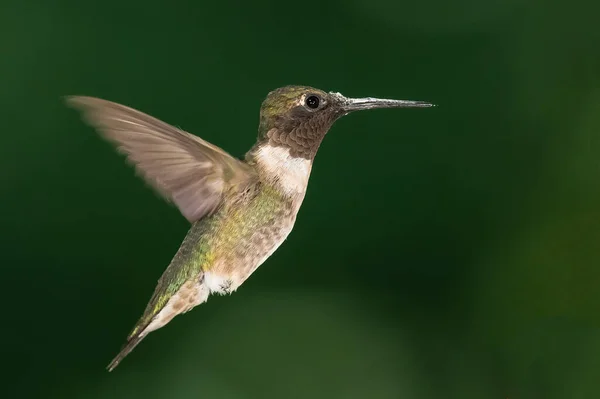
250, 143, 312, 197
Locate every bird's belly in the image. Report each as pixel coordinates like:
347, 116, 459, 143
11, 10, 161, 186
207, 215, 296, 293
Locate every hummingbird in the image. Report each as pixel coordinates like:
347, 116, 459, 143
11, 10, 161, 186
67, 85, 433, 371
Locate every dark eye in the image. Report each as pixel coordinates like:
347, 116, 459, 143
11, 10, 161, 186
305, 95, 320, 109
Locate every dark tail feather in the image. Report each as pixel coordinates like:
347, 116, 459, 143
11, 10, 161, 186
106, 334, 147, 372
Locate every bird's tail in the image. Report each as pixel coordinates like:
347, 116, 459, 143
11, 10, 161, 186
106, 333, 147, 372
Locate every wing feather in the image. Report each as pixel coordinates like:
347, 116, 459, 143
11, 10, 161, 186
67, 96, 256, 222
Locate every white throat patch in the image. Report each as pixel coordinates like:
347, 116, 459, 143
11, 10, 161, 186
254, 144, 312, 195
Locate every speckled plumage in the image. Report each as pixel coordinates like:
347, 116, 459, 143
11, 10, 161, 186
66, 85, 433, 371
128, 181, 298, 338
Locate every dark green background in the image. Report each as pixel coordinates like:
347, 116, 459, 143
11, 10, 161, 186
2, 0, 600, 397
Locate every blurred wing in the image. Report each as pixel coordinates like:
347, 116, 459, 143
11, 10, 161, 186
67, 96, 256, 222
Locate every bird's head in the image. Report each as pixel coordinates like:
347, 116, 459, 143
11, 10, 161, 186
257, 85, 433, 159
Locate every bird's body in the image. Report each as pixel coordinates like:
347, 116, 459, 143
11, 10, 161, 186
67, 85, 433, 371
122, 175, 302, 368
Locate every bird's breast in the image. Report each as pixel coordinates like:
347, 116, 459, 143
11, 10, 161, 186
202, 183, 302, 292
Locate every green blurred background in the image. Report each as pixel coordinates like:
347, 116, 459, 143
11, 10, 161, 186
2, 0, 600, 397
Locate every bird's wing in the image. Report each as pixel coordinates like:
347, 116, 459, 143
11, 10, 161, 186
67, 96, 256, 222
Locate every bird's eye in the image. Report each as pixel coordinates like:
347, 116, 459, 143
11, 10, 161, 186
305, 95, 320, 109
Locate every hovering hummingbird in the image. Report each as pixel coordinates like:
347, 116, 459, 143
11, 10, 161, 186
67, 85, 433, 371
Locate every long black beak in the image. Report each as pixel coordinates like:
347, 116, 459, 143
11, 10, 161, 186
332, 93, 435, 113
